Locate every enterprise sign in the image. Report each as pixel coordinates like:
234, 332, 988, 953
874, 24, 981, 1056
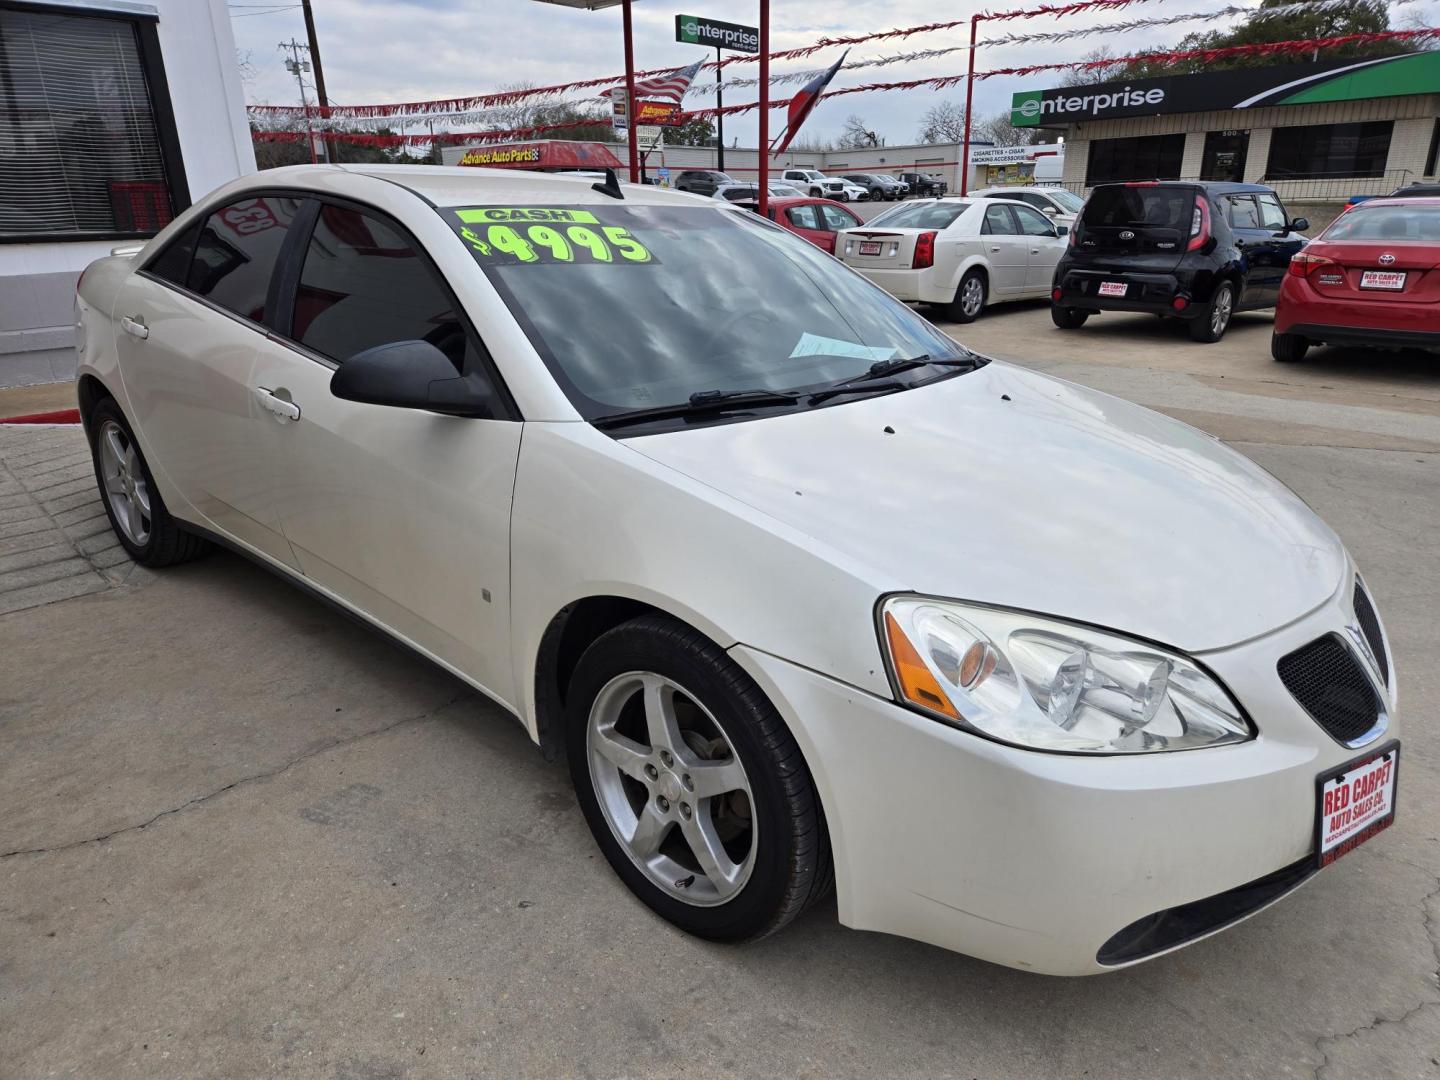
675, 14, 759, 54
1012, 53, 1440, 127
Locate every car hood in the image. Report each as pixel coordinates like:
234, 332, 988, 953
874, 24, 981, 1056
625, 362, 1345, 653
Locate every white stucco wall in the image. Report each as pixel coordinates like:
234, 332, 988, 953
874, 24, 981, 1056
1, 0, 255, 385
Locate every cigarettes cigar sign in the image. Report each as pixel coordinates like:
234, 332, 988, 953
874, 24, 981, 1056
1011, 51, 1440, 127
674, 14, 759, 54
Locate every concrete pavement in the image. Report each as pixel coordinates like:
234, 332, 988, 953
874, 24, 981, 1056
1, 307, 1437, 1079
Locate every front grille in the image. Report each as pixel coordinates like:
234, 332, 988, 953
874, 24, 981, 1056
1278, 634, 1383, 745
1353, 580, 1389, 686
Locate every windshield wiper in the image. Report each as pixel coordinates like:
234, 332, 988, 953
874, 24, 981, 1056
841, 354, 981, 386
806, 354, 983, 405
806, 379, 910, 406
591, 388, 802, 430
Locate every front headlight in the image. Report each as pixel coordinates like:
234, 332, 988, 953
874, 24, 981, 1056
879, 597, 1253, 754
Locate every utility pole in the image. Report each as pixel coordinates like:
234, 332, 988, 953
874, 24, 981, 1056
279, 38, 318, 164
300, 0, 328, 109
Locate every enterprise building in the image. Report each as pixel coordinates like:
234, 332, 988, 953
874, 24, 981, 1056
1011, 52, 1440, 226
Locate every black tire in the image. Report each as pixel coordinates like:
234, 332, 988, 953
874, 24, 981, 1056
566, 614, 832, 943
1051, 305, 1090, 329
948, 269, 987, 323
1189, 280, 1235, 343
1271, 331, 1309, 362
87, 397, 209, 567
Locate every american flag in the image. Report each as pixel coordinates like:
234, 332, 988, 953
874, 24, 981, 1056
604, 57, 705, 104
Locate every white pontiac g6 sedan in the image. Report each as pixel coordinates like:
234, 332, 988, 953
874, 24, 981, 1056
838, 196, 1067, 323
75, 165, 1399, 975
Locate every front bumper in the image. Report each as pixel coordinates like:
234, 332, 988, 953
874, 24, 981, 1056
729, 577, 1397, 976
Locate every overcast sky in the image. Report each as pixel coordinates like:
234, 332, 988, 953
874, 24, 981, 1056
228, 0, 1417, 146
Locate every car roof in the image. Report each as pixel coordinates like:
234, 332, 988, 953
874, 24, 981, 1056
328, 163, 712, 210
1091, 180, 1275, 195
1348, 195, 1440, 207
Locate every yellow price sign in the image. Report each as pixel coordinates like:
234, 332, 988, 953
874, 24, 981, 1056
452, 208, 658, 266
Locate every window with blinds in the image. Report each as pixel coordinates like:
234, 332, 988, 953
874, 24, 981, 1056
0, 7, 176, 239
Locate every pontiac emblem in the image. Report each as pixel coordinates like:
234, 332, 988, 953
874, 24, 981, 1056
1378, 252, 1396, 265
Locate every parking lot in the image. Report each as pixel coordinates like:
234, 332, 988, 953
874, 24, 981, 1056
2, 300, 1437, 1079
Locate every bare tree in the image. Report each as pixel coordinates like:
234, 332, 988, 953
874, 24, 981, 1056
974, 108, 1034, 147
1060, 46, 1127, 86
836, 114, 879, 149
916, 100, 967, 144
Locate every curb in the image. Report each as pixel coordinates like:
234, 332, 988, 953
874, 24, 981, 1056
0, 409, 83, 425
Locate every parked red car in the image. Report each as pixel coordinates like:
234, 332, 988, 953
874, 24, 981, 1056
740, 196, 863, 254
1273, 197, 1440, 361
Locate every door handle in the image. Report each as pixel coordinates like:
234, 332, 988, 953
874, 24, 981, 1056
120, 315, 148, 339
989, 245, 1001, 253
254, 387, 301, 422
1030, 247, 1041, 255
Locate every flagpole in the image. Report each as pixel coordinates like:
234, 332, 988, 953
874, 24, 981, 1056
757, 0, 769, 219
622, 0, 639, 184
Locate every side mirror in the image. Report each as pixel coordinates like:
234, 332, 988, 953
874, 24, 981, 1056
1041, 205, 1058, 216
1289, 217, 1309, 233
330, 340, 494, 418
1055, 225, 1069, 237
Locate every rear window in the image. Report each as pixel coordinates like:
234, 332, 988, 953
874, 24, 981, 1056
1082, 186, 1195, 231
866, 201, 968, 230
1322, 204, 1440, 242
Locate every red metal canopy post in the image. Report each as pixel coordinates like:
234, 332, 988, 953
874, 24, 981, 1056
622, 0, 640, 182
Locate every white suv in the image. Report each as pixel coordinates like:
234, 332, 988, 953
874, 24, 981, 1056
782, 169, 850, 201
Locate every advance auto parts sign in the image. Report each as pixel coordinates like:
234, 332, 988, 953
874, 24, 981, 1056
458, 146, 542, 167
1011, 51, 1440, 126
450, 207, 658, 266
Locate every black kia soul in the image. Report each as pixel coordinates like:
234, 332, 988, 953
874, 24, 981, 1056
1050, 181, 1308, 343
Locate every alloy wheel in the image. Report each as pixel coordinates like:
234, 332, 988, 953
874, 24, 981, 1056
961, 277, 984, 318
587, 671, 756, 907
1211, 285, 1233, 336
98, 419, 152, 546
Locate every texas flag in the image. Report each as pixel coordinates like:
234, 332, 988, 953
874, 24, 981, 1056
772, 50, 848, 155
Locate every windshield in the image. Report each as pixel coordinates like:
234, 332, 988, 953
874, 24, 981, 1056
445, 204, 970, 422
1047, 189, 1086, 213
866, 201, 969, 229
1322, 203, 1440, 242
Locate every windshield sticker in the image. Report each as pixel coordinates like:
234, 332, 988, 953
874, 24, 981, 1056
789, 332, 898, 363
451, 207, 658, 266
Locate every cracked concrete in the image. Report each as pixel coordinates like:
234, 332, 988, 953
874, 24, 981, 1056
2, 306, 1438, 1078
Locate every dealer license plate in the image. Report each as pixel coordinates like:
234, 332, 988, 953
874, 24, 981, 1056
1316, 743, 1399, 868
858, 241, 882, 256
1360, 270, 1406, 290
1098, 281, 1128, 297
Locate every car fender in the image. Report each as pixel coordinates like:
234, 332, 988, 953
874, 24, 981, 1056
508, 421, 901, 746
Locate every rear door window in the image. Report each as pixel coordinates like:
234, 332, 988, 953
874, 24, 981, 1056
982, 205, 1019, 235
145, 218, 202, 286
1227, 195, 1262, 229
188, 196, 306, 324
786, 205, 821, 230
292, 202, 478, 375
